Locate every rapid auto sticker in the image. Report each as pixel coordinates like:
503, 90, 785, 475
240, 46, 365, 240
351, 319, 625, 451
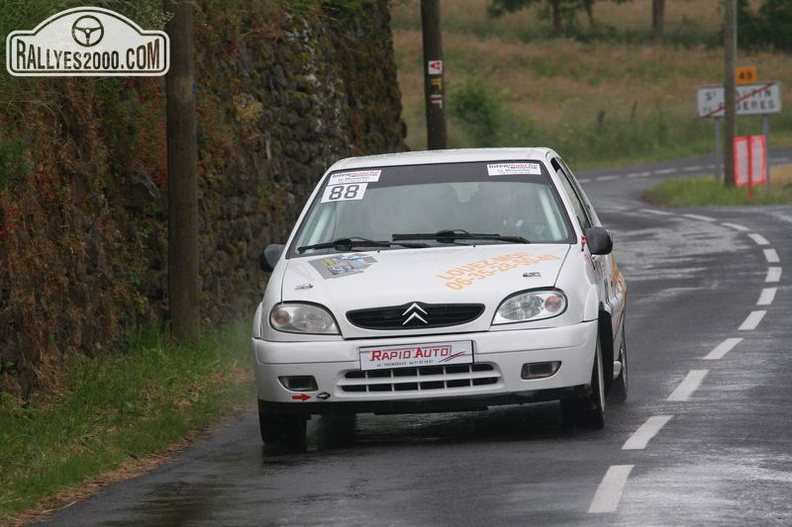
437, 252, 560, 290
487, 163, 542, 176
309, 253, 377, 279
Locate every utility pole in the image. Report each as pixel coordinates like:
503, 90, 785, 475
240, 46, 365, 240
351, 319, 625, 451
723, 0, 737, 186
165, 0, 201, 342
421, 0, 447, 150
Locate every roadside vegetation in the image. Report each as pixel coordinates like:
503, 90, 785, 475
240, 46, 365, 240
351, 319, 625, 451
644, 164, 792, 207
390, 0, 792, 168
0, 322, 253, 524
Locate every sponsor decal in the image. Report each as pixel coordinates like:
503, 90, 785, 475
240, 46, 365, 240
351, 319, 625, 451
309, 253, 376, 279
436, 251, 560, 290
360, 340, 473, 370
328, 170, 381, 185
487, 163, 542, 176
6, 7, 169, 76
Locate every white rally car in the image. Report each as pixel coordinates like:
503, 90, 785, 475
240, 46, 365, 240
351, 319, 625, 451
253, 148, 627, 446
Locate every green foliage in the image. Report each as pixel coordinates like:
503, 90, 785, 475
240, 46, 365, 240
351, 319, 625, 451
276, 0, 377, 16
739, 0, 792, 52
642, 177, 792, 207
489, 0, 634, 35
449, 80, 505, 146
449, 79, 536, 147
0, 320, 253, 521
488, 0, 541, 18
0, 139, 31, 192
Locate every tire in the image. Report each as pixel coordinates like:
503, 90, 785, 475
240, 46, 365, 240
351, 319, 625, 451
610, 332, 628, 403
560, 336, 606, 430
259, 412, 308, 447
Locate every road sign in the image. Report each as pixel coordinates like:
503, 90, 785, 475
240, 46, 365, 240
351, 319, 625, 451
736, 66, 757, 84
697, 81, 782, 118
734, 135, 766, 187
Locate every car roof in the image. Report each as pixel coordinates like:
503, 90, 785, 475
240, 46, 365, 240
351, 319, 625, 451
328, 147, 558, 171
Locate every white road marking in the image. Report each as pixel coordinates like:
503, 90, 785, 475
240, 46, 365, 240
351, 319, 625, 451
667, 370, 708, 401
623, 416, 673, 450
682, 165, 703, 172
578, 178, 591, 184
655, 168, 676, 175
766, 267, 782, 283
640, 208, 673, 216
683, 214, 716, 222
627, 172, 651, 178
703, 338, 743, 360
739, 310, 767, 330
757, 288, 777, 306
588, 465, 634, 513
747, 233, 770, 245
764, 248, 780, 263
596, 175, 620, 181
722, 223, 751, 232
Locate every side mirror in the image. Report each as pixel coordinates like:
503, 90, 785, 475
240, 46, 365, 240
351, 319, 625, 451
584, 227, 613, 255
260, 244, 285, 272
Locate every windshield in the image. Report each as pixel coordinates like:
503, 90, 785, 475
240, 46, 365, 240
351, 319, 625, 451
290, 160, 575, 256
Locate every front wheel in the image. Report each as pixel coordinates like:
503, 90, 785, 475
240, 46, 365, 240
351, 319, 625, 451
561, 337, 605, 430
259, 412, 308, 447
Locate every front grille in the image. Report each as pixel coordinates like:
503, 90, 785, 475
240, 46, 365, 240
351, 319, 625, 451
347, 302, 485, 330
339, 363, 500, 393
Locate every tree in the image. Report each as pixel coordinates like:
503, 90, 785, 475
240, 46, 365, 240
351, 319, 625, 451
738, 0, 792, 52
165, 0, 201, 342
489, 0, 563, 34
488, 0, 630, 35
652, 0, 665, 44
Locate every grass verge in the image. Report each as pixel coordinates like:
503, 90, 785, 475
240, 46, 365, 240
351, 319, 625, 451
0, 320, 254, 524
642, 165, 792, 207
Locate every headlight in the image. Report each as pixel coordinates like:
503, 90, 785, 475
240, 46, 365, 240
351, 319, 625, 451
493, 289, 567, 325
269, 303, 339, 334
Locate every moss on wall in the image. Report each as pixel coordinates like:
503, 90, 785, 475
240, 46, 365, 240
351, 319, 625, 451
0, 0, 406, 398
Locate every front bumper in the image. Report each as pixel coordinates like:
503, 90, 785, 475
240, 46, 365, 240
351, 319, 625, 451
253, 320, 597, 416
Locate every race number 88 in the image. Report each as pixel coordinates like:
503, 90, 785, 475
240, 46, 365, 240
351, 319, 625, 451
328, 184, 359, 200
322, 182, 367, 203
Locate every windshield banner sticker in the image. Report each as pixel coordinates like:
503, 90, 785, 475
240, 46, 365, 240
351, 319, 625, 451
328, 170, 381, 185
487, 163, 542, 176
310, 254, 377, 279
321, 182, 368, 203
437, 252, 560, 290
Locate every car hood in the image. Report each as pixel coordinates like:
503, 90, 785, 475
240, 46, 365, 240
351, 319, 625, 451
278, 245, 570, 327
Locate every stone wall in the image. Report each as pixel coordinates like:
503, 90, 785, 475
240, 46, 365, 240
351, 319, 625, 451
0, 0, 406, 397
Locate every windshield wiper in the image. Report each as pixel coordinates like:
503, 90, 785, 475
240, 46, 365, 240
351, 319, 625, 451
297, 237, 428, 254
391, 229, 528, 244
392, 229, 530, 244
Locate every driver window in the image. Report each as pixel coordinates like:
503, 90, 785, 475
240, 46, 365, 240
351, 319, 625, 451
552, 158, 592, 231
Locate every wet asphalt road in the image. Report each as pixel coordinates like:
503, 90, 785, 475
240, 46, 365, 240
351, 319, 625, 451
36, 150, 792, 526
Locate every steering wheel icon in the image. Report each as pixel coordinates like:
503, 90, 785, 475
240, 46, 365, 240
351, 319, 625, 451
72, 15, 104, 47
